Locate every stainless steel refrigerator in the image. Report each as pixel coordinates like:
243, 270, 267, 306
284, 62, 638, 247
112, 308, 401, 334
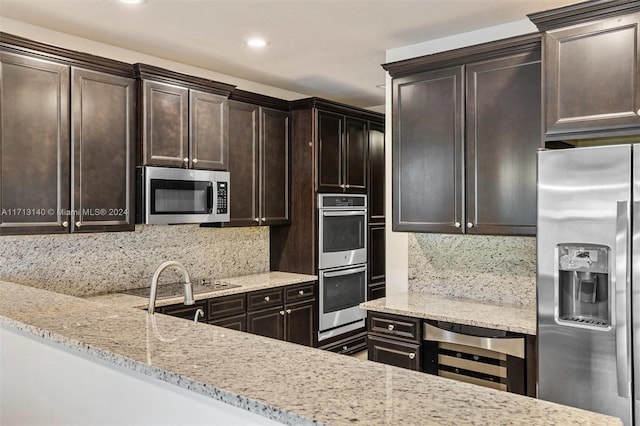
537, 144, 640, 425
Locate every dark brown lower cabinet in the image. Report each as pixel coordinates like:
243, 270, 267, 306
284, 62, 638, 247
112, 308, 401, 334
247, 307, 285, 340
209, 314, 246, 332
368, 283, 386, 301
208, 293, 247, 331
318, 330, 368, 355
367, 335, 421, 371
157, 302, 206, 321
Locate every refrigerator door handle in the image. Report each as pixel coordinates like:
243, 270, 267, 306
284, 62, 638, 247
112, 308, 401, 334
615, 201, 631, 398
634, 201, 640, 402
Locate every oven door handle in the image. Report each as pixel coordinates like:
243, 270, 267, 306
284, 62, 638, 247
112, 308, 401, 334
322, 211, 366, 217
323, 266, 366, 278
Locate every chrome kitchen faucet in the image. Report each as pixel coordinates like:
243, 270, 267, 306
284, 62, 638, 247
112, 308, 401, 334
148, 261, 194, 315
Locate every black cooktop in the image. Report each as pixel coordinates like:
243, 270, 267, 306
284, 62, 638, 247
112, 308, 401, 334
121, 279, 240, 299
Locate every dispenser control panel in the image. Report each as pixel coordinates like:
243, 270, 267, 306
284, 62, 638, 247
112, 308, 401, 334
558, 245, 609, 273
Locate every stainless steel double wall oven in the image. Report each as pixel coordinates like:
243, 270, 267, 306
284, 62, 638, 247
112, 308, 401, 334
317, 194, 367, 341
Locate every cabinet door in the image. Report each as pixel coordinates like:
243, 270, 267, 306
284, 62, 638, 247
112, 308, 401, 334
0, 53, 70, 235
465, 51, 541, 236
247, 308, 285, 340
158, 301, 206, 321
344, 117, 367, 193
368, 122, 385, 223
317, 111, 343, 192
227, 100, 260, 226
545, 13, 640, 136
368, 224, 385, 285
367, 335, 421, 371
261, 108, 289, 225
209, 314, 247, 332
140, 80, 189, 167
285, 300, 316, 347
392, 66, 464, 233
71, 68, 135, 232
190, 90, 228, 170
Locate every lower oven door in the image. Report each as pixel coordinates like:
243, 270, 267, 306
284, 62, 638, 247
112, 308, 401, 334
319, 264, 367, 337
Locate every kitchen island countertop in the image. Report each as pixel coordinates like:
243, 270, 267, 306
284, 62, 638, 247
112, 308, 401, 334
361, 291, 537, 335
0, 280, 620, 425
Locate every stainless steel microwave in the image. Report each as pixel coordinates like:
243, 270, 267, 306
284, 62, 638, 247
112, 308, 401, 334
136, 166, 230, 225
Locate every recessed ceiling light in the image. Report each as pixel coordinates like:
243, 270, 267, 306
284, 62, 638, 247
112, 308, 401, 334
247, 38, 267, 48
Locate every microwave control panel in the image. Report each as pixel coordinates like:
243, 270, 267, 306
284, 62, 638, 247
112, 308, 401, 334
217, 182, 228, 214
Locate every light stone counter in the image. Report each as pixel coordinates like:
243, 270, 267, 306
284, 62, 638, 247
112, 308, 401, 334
88, 271, 318, 309
361, 291, 536, 335
0, 280, 620, 425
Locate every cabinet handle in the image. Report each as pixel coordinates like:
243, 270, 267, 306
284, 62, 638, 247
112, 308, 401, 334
279, 310, 285, 316
183, 157, 189, 163
345, 184, 350, 189
298, 290, 304, 296
286, 309, 291, 314
253, 218, 260, 223
454, 222, 461, 228
62, 221, 69, 228
387, 324, 394, 331
192, 158, 198, 164
261, 217, 266, 222
264, 296, 270, 302
467, 222, 474, 229
409, 353, 416, 360
342, 345, 348, 351
75, 221, 81, 228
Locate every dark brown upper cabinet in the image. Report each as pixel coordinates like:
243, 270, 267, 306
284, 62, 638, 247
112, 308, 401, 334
529, 1, 640, 140
135, 64, 235, 170
368, 122, 385, 224
385, 34, 542, 236
1, 35, 136, 235
227, 97, 289, 227
317, 111, 367, 193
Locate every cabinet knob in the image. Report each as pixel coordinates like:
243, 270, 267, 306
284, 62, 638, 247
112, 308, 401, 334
298, 290, 304, 296
454, 222, 461, 228
279, 310, 285, 316
467, 222, 474, 229
183, 157, 189, 164
264, 296, 270, 302
261, 217, 266, 222
192, 158, 198, 164
345, 184, 350, 189
286, 309, 291, 314
409, 353, 416, 360
342, 345, 348, 351
253, 218, 260, 222
387, 324, 394, 331
75, 221, 81, 228
62, 221, 69, 228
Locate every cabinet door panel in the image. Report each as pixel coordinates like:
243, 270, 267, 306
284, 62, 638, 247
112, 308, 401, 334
368, 224, 386, 284
285, 300, 315, 347
247, 308, 284, 340
344, 117, 367, 192
209, 314, 246, 332
368, 123, 385, 222
0, 53, 70, 235
317, 111, 343, 192
227, 101, 260, 225
141, 80, 188, 167
72, 68, 135, 232
545, 13, 640, 136
261, 108, 289, 225
190, 90, 228, 170
465, 51, 540, 236
392, 67, 464, 233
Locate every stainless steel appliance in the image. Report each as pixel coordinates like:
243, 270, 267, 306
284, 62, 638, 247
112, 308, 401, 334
317, 194, 368, 341
318, 194, 367, 270
136, 166, 229, 225
537, 144, 640, 425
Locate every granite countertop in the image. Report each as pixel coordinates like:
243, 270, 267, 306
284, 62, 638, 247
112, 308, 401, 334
0, 280, 620, 425
360, 291, 537, 335
88, 271, 318, 309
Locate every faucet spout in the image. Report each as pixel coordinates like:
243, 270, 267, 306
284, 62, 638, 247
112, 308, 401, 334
148, 261, 193, 315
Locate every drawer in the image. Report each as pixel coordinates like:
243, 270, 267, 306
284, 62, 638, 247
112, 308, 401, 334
285, 281, 316, 303
367, 335, 421, 371
247, 288, 284, 311
158, 301, 206, 321
368, 312, 421, 342
208, 313, 247, 332
207, 293, 246, 320
319, 331, 367, 355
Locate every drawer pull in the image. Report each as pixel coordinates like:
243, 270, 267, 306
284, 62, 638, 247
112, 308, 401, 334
298, 290, 304, 296
286, 309, 291, 314
409, 353, 416, 360
387, 324, 394, 331
264, 296, 270, 302
343, 345, 348, 351
279, 310, 285, 316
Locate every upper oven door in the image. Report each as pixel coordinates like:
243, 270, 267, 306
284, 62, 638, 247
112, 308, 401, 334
319, 209, 367, 269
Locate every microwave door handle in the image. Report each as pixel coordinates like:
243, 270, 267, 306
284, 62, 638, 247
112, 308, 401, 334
322, 211, 366, 217
323, 266, 366, 278
207, 184, 214, 213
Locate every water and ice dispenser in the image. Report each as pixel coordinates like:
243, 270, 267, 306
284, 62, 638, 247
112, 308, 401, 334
557, 244, 610, 328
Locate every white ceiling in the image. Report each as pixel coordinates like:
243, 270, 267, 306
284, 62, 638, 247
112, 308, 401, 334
0, 0, 575, 109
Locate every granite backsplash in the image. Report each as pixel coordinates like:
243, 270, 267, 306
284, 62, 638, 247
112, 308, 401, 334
408, 233, 536, 306
0, 225, 269, 297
